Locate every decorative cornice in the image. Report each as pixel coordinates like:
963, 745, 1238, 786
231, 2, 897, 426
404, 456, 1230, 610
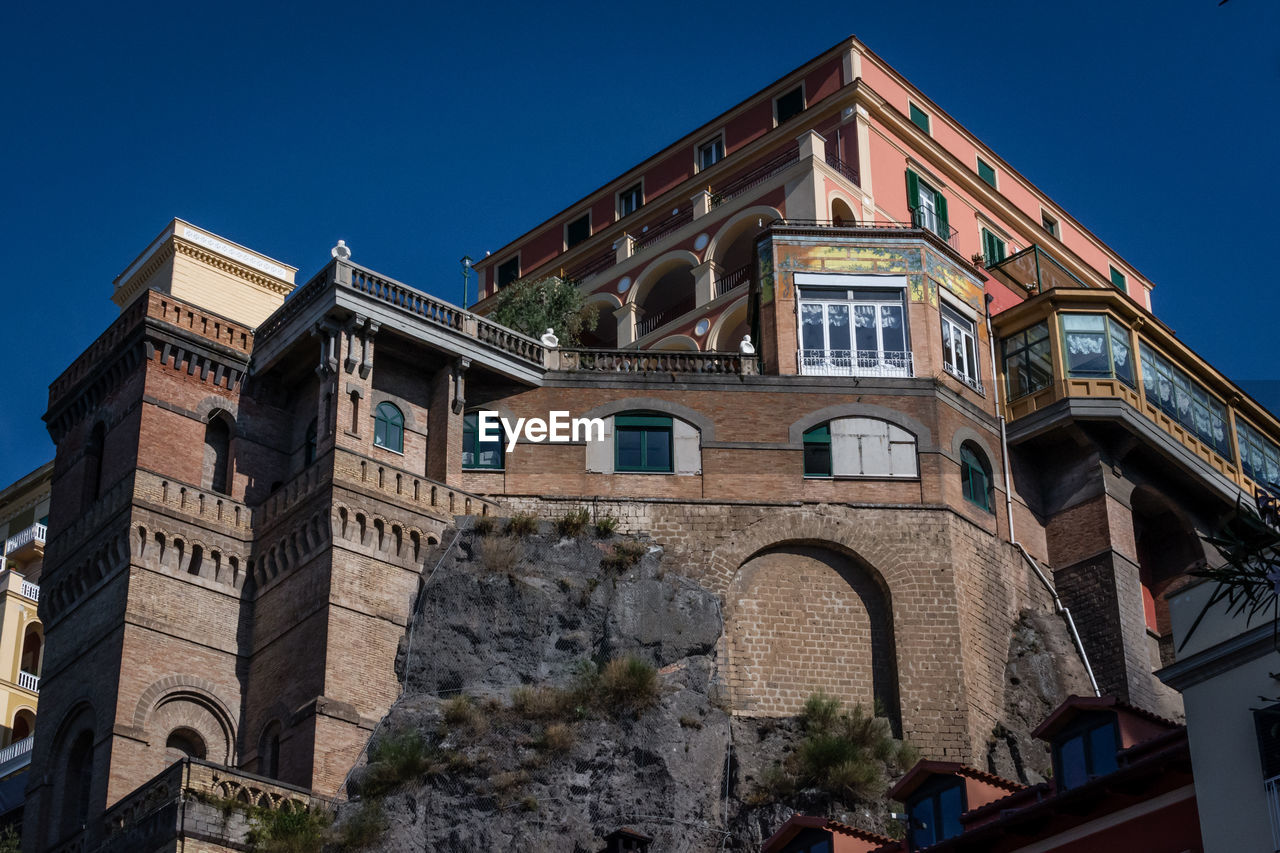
172, 237, 294, 297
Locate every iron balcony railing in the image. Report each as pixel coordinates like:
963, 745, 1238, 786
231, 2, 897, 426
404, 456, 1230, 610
910, 208, 960, 249
825, 153, 859, 185
710, 145, 800, 208
714, 264, 751, 298
17, 671, 38, 693
944, 364, 985, 394
632, 208, 694, 252
636, 300, 695, 338
0, 736, 32, 772
800, 349, 914, 378
4, 522, 46, 556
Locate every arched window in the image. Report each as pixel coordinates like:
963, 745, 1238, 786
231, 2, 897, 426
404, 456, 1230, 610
462, 412, 504, 470
373, 403, 404, 453
204, 415, 232, 494
304, 419, 318, 466
62, 730, 94, 836
259, 721, 282, 779
166, 727, 207, 761
803, 418, 918, 478
11, 710, 33, 744
20, 626, 41, 677
960, 442, 994, 512
83, 422, 106, 507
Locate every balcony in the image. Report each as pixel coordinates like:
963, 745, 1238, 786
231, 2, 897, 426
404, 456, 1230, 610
0, 736, 32, 776
910, 207, 959, 250
17, 671, 38, 693
3, 521, 45, 564
800, 349, 913, 378
987, 244, 1089, 296
714, 264, 751, 299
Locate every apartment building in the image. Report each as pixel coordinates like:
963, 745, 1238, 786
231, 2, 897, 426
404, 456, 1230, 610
22, 37, 1276, 852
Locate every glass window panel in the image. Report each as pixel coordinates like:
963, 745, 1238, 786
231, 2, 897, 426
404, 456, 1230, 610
1088, 723, 1118, 777
616, 429, 644, 469
853, 305, 878, 352
645, 429, 672, 471
880, 305, 905, 352
1110, 325, 1134, 387
938, 783, 964, 841
804, 443, 832, 477
908, 797, 937, 847
1059, 734, 1087, 789
827, 304, 851, 352
801, 303, 825, 351
1063, 314, 1106, 332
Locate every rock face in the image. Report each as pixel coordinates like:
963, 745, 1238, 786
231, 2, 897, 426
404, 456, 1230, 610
338, 525, 1088, 852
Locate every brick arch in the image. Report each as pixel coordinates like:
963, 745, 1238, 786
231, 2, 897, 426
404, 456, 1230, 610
193, 394, 239, 423
723, 537, 901, 724
948, 425, 999, 467
788, 402, 934, 451
577, 396, 716, 441
132, 676, 237, 734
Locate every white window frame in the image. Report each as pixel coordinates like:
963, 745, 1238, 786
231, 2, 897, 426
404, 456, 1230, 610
617, 181, 644, 220
564, 210, 592, 251
773, 83, 807, 127
696, 132, 726, 172
795, 273, 911, 377
940, 293, 983, 393
830, 417, 919, 478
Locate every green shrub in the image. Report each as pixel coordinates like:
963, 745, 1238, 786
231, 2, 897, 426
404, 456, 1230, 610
511, 685, 575, 720
334, 799, 387, 849
471, 515, 496, 536
479, 535, 525, 573
554, 506, 591, 538
594, 515, 620, 537
442, 695, 486, 737
246, 806, 331, 853
361, 728, 433, 796
0, 827, 19, 853
506, 512, 539, 537
600, 540, 646, 573
597, 656, 659, 714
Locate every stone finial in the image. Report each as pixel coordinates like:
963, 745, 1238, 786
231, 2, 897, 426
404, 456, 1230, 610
331, 240, 351, 260
739, 334, 756, 355
540, 328, 560, 348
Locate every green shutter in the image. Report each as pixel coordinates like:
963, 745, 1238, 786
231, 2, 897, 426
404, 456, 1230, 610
935, 191, 949, 236
906, 170, 920, 211
1110, 267, 1128, 292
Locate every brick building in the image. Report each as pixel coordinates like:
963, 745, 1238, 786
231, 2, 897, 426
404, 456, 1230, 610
23, 37, 1275, 852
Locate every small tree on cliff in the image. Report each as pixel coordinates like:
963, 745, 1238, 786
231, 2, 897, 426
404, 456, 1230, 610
491, 275, 598, 347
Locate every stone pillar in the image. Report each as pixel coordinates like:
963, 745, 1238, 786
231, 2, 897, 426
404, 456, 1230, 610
855, 104, 875, 214
693, 260, 718, 306
692, 189, 713, 219
615, 302, 640, 347
785, 130, 827, 221
427, 360, 464, 486
615, 234, 635, 264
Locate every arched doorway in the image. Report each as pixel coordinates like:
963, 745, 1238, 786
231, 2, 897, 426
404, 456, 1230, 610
709, 297, 750, 351
726, 543, 900, 732
831, 197, 857, 225
11, 709, 34, 744
578, 293, 621, 348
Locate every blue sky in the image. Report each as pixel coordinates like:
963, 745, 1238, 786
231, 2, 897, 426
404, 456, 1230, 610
0, 0, 1274, 487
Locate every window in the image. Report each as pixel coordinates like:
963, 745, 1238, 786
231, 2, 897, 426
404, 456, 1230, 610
906, 170, 948, 238
697, 136, 725, 171
803, 425, 831, 477
166, 728, 207, 760
980, 228, 1006, 265
1237, 417, 1280, 488
204, 416, 232, 494
798, 280, 910, 377
496, 257, 520, 288
1003, 322, 1052, 399
1053, 715, 1118, 791
566, 213, 591, 249
1109, 265, 1128, 293
906, 777, 964, 848
779, 828, 834, 853
62, 730, 95, 837
462, 411, 504, 470
615, 413, 673, 473
960, 442, 994, 513
908, 103, 931, 134
941, 305, 982, 391
373, 402, 404, 453
617, 183, 643, 219
259, 722, 282, 779
1060, 314, 1134, 387
976, 157, 997, 188
775, 86, 805, 125
1140, 341, 1231, 458
1041, 211, 1059, 238
304, 419, 317, 466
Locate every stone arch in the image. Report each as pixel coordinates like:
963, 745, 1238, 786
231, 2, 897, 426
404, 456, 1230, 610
725, 539, 901, 730
949, 425, 1000, 468
790, 403, 933, 451
203, 409, 234, 495
193, 394, 239, 423
626, 250, 702, 306
368, 391, 418, 431
708, 295, 750, 351
133, 676, 238, 763
829, 193, 858, 225
11, 707, 35, 743
580, 291, 622, 348
704, 205, 783, 269
46, 700, 99, 846
652, 334, 700, 351
628, 251, 699, 341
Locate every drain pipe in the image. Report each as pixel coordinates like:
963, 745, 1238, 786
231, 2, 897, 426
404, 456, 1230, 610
985, 296, 1100, 696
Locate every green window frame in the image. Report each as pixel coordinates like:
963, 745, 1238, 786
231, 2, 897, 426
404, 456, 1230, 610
909, 103, 931, 134
1237, 417, 1280, 488
1060, 313, 1134, 388
373, 402, 404, 453
1109, 266, 1128, 293
981, 228, 1006, 265
615, 413, 673, 473
976, 157, 997, 188
462, 412, 505, 470
803, 424, 832, 477
906, 169, 949, 238
960, 442, 993, 513
1139, 341, 1231, 458
1002, 322, 1052, 400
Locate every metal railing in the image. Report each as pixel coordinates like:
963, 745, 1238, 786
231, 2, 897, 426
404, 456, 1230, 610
557, 348, 751, 375
714, 264, 751, 298
564, 246, 616, 282
636, 301, 695, 338
944, 364, 985, 394
17, 671, 38, 693
632, 208, 694, 252
0, 736, 32, 768
4, 522, 46, 555
825, 152, 859, 185
910, 207, 960, 249
710, 145, 800, 207
20, 580, 40, 602
799, 349, 914, 378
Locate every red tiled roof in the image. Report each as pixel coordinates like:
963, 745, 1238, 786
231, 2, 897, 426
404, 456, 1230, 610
1031, 695, 1179, 740
762, 815, 897, 852
886, 761, 1024, 802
